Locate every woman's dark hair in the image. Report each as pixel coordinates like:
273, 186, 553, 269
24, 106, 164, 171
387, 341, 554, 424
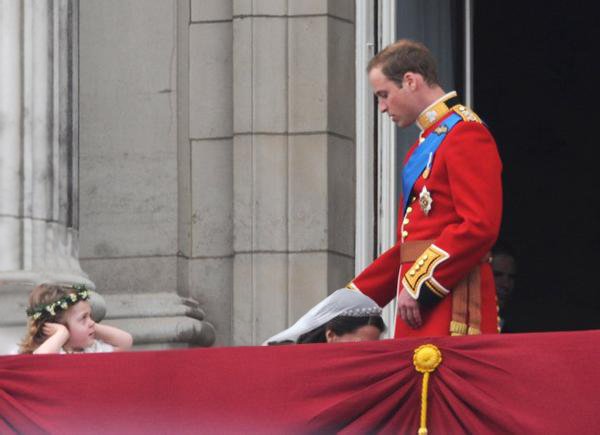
267, 340, 295, 346
296, 315, 386, 344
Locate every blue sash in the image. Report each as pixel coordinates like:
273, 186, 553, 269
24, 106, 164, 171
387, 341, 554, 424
401, 112, 462, 214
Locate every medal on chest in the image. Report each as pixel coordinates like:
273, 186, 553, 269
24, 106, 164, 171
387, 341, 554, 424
419, 186, 433, 215
422, 152, 433, 179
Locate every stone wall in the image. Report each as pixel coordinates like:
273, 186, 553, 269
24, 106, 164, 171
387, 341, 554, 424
230, 1, 356, 344
1, 0, 356, 350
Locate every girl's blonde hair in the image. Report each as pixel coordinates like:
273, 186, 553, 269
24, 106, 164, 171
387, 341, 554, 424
19, 284, 78, 354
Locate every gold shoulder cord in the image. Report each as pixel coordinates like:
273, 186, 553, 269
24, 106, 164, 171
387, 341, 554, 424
451, 104, 482, 123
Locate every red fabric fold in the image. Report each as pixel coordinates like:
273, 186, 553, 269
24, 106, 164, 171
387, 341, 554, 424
1, 330, 599, 434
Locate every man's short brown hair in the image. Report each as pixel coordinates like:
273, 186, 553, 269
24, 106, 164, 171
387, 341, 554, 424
368, 39, 440, 87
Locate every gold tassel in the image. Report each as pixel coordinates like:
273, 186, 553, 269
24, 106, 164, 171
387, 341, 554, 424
449, 320, 468, 336
413, 344, 443, 435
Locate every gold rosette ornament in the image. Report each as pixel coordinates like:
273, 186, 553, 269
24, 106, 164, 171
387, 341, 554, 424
413, 344, 443, 435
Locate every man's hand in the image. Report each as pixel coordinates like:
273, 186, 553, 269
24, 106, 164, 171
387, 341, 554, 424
397, 288, 422, 329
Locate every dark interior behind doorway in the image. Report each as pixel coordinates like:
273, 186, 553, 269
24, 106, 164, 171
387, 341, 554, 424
474, 2, 600, 332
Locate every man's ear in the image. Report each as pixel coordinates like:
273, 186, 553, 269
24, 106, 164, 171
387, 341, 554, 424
403, 72, 420, 91
325, 329, 337, 343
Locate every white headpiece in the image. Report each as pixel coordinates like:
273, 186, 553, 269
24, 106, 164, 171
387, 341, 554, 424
262, 288, 382, 345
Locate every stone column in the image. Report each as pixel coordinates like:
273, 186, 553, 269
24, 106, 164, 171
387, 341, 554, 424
180, 0, 235, 346
0, 0, 90, 285
0, 0, 94, 353
76, 0, 215, 350
232, 1, 356, 345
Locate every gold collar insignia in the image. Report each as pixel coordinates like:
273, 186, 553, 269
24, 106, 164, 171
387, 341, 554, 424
416, 91, 458, 131
434, 125, 448, 135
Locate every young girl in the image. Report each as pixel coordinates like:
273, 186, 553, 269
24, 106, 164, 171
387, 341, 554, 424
19, 283, 133, 354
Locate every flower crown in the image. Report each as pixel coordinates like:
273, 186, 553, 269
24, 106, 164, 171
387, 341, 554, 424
26, 284, 90, 321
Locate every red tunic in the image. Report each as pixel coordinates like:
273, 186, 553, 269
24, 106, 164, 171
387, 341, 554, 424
352, 105, 503, 337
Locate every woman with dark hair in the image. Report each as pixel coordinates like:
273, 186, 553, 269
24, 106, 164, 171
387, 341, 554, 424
263, 289, 386, 345
297, 315, 386, 344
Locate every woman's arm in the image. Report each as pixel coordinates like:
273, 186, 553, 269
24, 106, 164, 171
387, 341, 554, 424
33, 323, 70, 354
94, 323, 133, 351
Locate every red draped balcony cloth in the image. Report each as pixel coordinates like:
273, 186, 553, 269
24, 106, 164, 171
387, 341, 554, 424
1, 330, 599, 434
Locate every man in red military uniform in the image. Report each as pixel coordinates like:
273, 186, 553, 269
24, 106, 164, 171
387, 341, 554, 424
348, 39, 502, 337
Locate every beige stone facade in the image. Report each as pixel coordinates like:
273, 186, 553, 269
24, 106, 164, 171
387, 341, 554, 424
0, 0, 357, 351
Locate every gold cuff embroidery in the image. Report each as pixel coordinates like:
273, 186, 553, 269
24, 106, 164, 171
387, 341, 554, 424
423, 281, 445, 298
425, 278, 449, 297
402, 244, 450, 299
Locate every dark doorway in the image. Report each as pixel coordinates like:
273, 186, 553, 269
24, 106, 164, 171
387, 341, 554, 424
474, 2, 600, 331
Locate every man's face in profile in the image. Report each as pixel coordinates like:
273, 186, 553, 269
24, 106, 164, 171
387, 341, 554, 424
492, 254, 516, 309
368, 67, 419, 128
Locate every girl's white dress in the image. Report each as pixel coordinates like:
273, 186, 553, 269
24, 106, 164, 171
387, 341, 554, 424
60, 339, 114, 354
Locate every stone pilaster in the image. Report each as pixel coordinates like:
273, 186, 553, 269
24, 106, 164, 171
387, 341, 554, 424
179, 0, 235, 346
0, 0, 216, 353
232, 1, 356, 345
